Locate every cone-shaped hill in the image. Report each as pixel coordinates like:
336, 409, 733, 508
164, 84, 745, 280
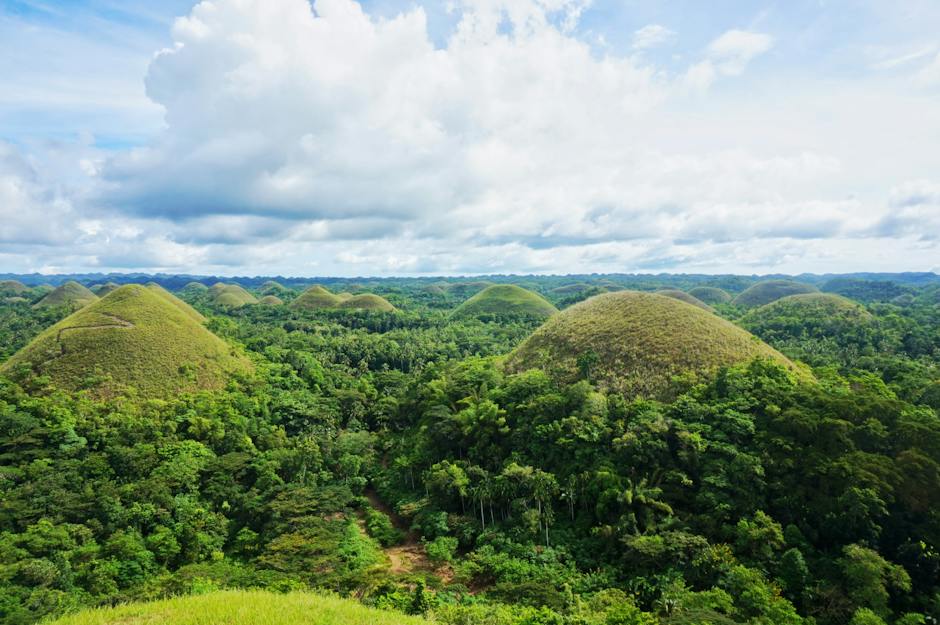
92, 282, 121, 296
212, 284, 259, 307
741, 293, 874, 348
655, 289, 714, 312
146, 283, 207, 323
338, 293, 396, 311
290, 286, 395, 312
33, 281, 98, 309
505, 291, 797, 398
453, 285, 557, 319
260, 280, 290, 295
2, 285, 251, 399
259, 295, 284, 306
290, 285, 341, 310
182, 281, 209, 294
448, 281, 494, 299
733, 280, 818, 308
688, 286, 732, 305
0, 280, 30, 296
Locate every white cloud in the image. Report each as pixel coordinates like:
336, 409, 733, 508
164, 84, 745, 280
3, 0, 939, 276
632, 24, 675, 50
914, 51, 940, 88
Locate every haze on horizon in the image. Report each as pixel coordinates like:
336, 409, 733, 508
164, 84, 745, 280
1, 0, 939, 277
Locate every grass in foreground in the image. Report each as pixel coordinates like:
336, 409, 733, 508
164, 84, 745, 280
47, 590, 427, 625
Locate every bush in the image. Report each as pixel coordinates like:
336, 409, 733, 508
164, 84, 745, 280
426, 536, 458, 565
364, 509, 404, 547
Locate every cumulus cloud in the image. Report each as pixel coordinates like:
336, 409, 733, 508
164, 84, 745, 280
632, 24, 675, 50
4, 0, 938, 275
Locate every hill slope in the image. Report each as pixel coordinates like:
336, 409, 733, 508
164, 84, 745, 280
33, 281, 98, 309
0, 280, 29, 296
688, 286, 732, 305
338, 293, 396, 311
2, 285, 250, 398
505, 291, 796, 398
48, 590, 425, 625
655, 289, 714, 312
290, 285, 342, 310
733, 280, 818, 308
213, 284, 259, 307
453, 284, 558, 318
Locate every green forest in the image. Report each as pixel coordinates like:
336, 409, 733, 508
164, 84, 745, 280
0, 274, 938, 625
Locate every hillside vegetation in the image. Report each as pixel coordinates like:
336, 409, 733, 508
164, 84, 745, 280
48, 590, 427, 625
733, 279, 819, 308
2, 284, 250, 398
338, 293, 396, 311
654, 288, 714, 312
453, 284, 558, 319
505, 290, 796, 397
688, 285, 732, 304
291, 286, 395, 311
33, 281, 98, 309
212, 284, 259, 307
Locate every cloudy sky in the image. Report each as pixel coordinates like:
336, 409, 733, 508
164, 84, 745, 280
1, 0, 939, 276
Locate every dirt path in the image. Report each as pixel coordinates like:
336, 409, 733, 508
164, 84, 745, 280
364, 490, 453, 580
38, 314, 135, 367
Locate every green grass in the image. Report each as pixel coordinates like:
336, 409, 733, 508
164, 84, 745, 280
260, 280, 289, 295
33, 281, 98, 309
338, 294, 396, 311
46, 590, 426, 625
260, 295, 284, 306
92, 282, 121, 296
654, 289, 714, 312
505, 290, 798, 399
2, 284, 251, 399
550, 283, 595, 294
147, 284, 207, 323
0, 279, 29, 296
447, 281, 493, 298
744, 292, 872, 321
291, 287, 395, 312
732, 280, 818, 308
452, 284, 557, 319
688, 286, 732, 304
182, 281, 209, 293
212, 284, 259, 307
290, 285, 342, 310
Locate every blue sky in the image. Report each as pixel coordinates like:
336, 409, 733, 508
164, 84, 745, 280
1, 0, 939, 276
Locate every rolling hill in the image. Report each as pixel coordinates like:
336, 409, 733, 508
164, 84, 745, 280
212, 284, 259, 307
732, 280, 819, 308
91, 282, 121, 297
2, 285, 250, 399
688, 286, 732, 305
0, 280, 29, 296
654, 289, 714, 312
452, 284, 557, 318
447, 281, 494, 299
505, 291, 797, 398
260, 295, 284, 306
32, 281, 98, 309
338, 293, 396, 311
47, 590, 425, 625
290, 285, 342, 310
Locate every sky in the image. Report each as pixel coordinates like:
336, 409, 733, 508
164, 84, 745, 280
1, 0, 939, 277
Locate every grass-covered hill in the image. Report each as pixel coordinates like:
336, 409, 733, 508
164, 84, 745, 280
338, 293, 396, 311
290, 285, 343, 310
147, 283, 207, 323
47, 590, 425, 625
447, 280, 493, 299
212, 284, 259, 307
732, 279, 819, 308
688, 285, 732, 304
654, 289, 714, 312
550, 282, 595, 295
91, 282, 120, 297
741, 293, 878, 365
1, 284, 250, 398
260, 294, 284, 306
32, 281, 98, 309
182, 281, 209, 295
505, 290, 797, 398
291, 286, 396, 311
0, 279, 29, 296
260, 280, 290, 295
452, 284, 558, 319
